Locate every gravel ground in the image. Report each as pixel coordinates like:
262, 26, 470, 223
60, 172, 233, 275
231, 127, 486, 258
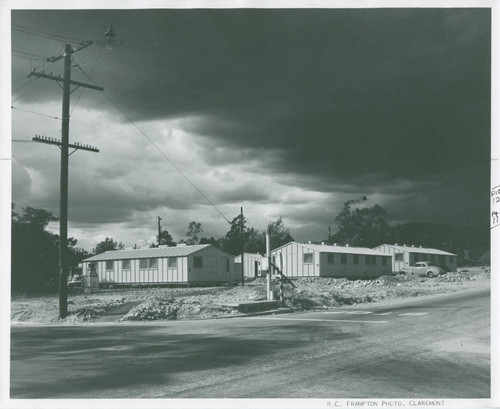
11, 266, 490, 324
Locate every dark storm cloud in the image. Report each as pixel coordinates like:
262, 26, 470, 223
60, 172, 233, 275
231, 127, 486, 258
11, 8, 490, 228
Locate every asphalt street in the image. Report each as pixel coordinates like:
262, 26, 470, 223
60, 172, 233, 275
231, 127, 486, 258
10, 288, 490, 399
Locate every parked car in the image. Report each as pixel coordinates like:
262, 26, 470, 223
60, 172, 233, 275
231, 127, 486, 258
400, 261, 445, 278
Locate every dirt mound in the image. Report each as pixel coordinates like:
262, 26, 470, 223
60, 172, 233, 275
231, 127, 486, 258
11, 267, 490, 324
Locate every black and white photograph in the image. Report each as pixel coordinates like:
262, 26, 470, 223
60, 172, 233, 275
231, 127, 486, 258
1, 1, 497, 408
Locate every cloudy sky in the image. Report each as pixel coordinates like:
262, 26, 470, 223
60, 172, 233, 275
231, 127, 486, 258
9, 6, 491, 251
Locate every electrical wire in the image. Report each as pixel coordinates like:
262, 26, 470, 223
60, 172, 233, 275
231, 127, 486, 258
12, 24, 84, 43
12, 49, 47, 60
70, 45, 103, 115
12, 53, 46, 61
76, 64, 232, 225
11, 106, 61, 120
12, 80, 46, 103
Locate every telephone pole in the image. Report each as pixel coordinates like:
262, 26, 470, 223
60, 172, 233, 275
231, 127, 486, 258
157, 216, 162, 246
240, 206, 245, 286
29, 41, 103, 319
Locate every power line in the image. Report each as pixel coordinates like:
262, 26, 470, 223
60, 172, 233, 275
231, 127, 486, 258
12, 80, 46, 103
11, 105, 61, 120
76, 64, 232, 225
12, 49, 47, 59
12, 24, 84, 43
12, 53, 46, 61
12, 49, 62, 92
70, 46, 103, 115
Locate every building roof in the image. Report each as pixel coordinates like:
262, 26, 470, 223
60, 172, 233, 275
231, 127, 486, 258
234, 253, 263, 262
373, 244, 456, 256
235, 253, 263, 259
83, 244, 212, 262
272, 241, 391, 256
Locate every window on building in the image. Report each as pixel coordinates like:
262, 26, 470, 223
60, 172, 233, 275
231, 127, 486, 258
122, 259, 131, 270
341, 254, 347, 264
439, 255, 445, 264
139, 258, 158, 269
366, 255, 376, 265
382, 257, 387, 266
303, 253, 313, 264
449, 255, 453, 263
194, 256, 203, 268
353, 254, 359, 265
226, 259, 230, 272
168, 257, 177, 268
395, 252, 403, 261
105, 260, 114, 271
327, 253, 334, 264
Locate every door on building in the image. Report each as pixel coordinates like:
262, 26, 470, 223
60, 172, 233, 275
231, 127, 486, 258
254, 260, 259, 277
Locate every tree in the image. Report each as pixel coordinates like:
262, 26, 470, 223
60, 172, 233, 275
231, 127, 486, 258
186, 221, 203, 245
223, 214, 247, 255
330, 196, 391, 248
199, 236, 220, 247
11, 204, 88, 291
12, 204, 59, 290
245, 228, 265, 254
93, 238, 124, 255
157, 228, 176, 246
222, 214, 266, 255
268, 217, 294, 250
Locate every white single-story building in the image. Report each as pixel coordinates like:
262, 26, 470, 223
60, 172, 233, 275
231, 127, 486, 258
234, 253, 263, 278
82, 244, 238, 284
270, 242, 392, 278
373, 244, 457, 272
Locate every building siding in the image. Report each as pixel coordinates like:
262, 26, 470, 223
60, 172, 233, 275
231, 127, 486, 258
235, 253, 263, 278
82, 245, 236, 284
373, 244, 457, 272
271, 242, 391, 278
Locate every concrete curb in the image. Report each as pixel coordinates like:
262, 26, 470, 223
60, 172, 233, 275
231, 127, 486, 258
214, 307, 295, 319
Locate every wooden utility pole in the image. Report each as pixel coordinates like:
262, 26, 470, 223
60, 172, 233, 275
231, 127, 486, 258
157, 216, 162, 246
240, 206, 245, 286
29, 41, 103, 319
266, 227, 272, 300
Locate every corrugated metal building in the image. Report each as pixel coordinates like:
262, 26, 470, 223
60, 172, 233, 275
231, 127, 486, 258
373, 244, 457, 272
271, 242, 392, 278
82, 244, 238, 284
234, 253, 263, 278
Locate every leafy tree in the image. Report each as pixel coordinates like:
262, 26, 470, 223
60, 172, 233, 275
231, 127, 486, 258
223, 214, 248, 255
186, 221, 203, 245
199, 236, 220, 247
268, 217, 294, 250
11, 204, 88, 291
12, 204, 59, 290
93, 237, 124, 255
222, 214, 267, 255
157, 228, 176, 246
330, 196, 391, 248
67, 245, 90, 269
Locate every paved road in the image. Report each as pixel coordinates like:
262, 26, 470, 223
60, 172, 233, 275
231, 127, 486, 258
10, 288, 490, 399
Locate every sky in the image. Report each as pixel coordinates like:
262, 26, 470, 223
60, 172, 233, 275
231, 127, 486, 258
8, 6, 491, 251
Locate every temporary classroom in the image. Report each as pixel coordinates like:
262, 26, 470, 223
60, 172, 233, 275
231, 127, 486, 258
234, 253, 263, 278
82, 244, 238, 284
271, 242, 392, 278
373, 244, 457, 272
